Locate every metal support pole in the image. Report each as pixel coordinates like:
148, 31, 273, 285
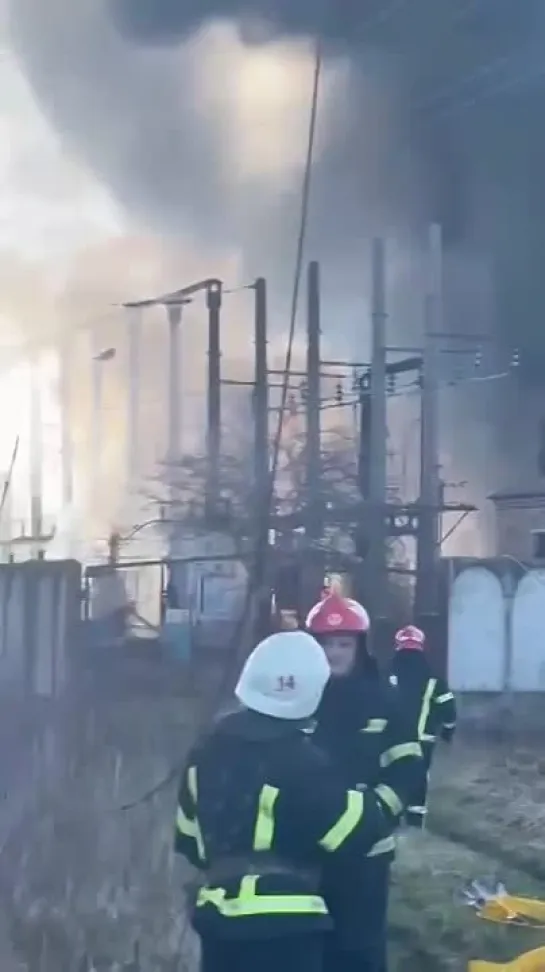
29, 358, 43, 556
253, 278, 269, 519
416, 224, 443, 615
358, 373, 372, 498
206, 281, 222, 517
306, 261, 322, 540
368, 238, 388, 618
167, 304, 182, 462
59, 341, 73, 508
91, 350, 103, 504
126, 306, 142, 491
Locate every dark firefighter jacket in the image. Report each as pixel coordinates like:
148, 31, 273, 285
389, 649, 457, 744
313, 637, 422, 861
174, 706, 420, 940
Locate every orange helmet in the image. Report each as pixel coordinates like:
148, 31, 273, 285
394, 624, 425, 651
306, 592, 370, 635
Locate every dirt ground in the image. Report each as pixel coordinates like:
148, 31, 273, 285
2, 666, 544, 971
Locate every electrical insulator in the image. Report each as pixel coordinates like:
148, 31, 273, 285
511, 348, 520, 368
387, 373, 396, 394
474, 349, 482, 369
335, 382, 343, 404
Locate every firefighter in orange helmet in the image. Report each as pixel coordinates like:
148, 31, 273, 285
389, 624, 457, 829
306, 591, 422, 972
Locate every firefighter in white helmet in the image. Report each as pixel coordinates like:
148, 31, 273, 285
174, 630, 421, 972
389, 624, 457, 828
306, 591, 423, 972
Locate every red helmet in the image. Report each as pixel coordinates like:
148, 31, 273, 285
306, 593, 370, 635
395, 624, 425, 651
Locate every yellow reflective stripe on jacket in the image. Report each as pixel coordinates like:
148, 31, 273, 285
375, 783, 404, 817
435, 691, 454, 704
196, 875, 327, 917
417, 678, 436, 740
380, 741, 422, 768
178, 765, 206, 861
367, 834, 396, 857
360, 718, 387, 733
318, 789, 364, 851
253, 784, 279, 851
176, 805, 200, 840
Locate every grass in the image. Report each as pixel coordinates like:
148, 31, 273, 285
3, 674, 545, 972
388, 740, 545, 972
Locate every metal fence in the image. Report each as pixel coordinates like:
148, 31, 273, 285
0, 559, 81, 699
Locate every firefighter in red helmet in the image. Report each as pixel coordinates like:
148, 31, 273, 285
306, 591, 422, 972
389, 624, 457, 829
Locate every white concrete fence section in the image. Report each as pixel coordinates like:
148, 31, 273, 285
448, 563, 545, 692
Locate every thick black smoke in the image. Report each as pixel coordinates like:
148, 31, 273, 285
7, 0, 545, 502
110, 0, 381, 46
107, 0, 545, 383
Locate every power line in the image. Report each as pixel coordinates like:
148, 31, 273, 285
269, 41, 322, 488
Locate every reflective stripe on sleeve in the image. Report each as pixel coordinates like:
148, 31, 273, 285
435, 691, 454, 704
253, 784, 279, 851
417, 678, 437, 740
177, 765, 206, 861
442, 722, 456, 729
380, 741, 422, 768
318, 789, 364, 851
375, 783, 404, 817
360, 718, 387, 733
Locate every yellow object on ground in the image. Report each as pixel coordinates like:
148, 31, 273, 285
469, 946, 545, 972
477, 896, 545, 928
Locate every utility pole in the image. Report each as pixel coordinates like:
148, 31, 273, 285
206, 281, 222, 519
367, 238, 388, 619
167, 303, 183, 462
126, 305, 142, 493
29, 358, 43, 557
253, 278, 269, 520
90, 344, 103, 506
357, 372, 371, 498
416, 224, 443, 614
306, 261, 322, 541
59, 340, 73, 509
90, 345, 115, 509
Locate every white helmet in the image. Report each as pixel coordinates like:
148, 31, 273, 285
235, 631, 331, 721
